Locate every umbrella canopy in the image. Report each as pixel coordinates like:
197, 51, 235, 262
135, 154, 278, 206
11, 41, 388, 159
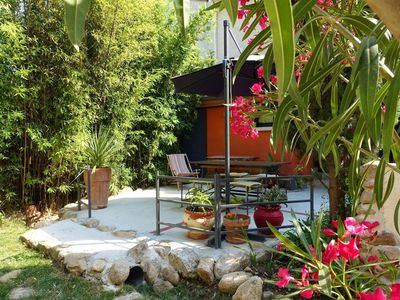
171, 55, 265, 98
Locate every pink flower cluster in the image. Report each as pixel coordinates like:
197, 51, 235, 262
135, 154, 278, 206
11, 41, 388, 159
359, 284, 400, 300
256, 66, 277, 86
230, 96, 259, 139
276, 217, 387, 299
317, 0, 334, 8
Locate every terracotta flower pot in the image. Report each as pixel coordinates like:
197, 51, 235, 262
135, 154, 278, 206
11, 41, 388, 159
183, 209, 215, 240
253, 205, 284, 235
83, 167, 112, 209
223, 214, 250, 244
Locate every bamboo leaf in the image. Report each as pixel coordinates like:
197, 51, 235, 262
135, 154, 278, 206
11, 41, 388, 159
263, 0, 295, 100
64, 0, 91, 51
263, 46, 274, 89
382, 171, 395, 207
272, 97, 295, 148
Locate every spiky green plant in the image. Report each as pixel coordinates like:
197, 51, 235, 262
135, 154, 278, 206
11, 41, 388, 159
83, 126, 121, 168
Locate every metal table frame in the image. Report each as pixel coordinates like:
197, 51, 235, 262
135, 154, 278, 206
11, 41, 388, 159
155, 172, 315, 249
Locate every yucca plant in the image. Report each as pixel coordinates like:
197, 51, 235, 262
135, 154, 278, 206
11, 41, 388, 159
83, 126, 120, 168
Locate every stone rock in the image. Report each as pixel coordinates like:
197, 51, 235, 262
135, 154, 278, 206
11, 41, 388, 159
214, 253, 250, 280
360, 161, 379, 181
263, 291, 274, 300
91, 259, 107, 273
218, 271, 252, 294
128, 241, 149, 262
232, 276, 263, 300
161, 265, 179, 286
64, 203, 80, 211
63, 253, 89, 275
140, 248, 164, 284
360, 190, 374, 204
113, 291, 143, 300
356, 204, 376, 215
362, 179, 375, 189
97, 224, 116, 232
252, 242, 273, 263
75, 218, 99, 228
152, 242, 171, 258
112, 230, 137, 239
370, 232, 398, 246
0, 269, 22, 283
153, 279, 174, 295
197, 257, 215, 286
37, 240, 61, 256
8, 287, 34, 299
59, 210, 78, 220
168, 248, 199, 279
372, 245, 400, 260
109, 259, 130, 285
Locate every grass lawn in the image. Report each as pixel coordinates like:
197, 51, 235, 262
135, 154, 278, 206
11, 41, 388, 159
0, 216, 228, 300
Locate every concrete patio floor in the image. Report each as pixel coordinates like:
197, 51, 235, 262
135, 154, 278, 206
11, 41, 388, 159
23, 182, 328, 261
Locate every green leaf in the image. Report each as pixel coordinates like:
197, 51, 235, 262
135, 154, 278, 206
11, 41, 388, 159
394, 199, 400, 235
382, 63, 400, 161
64, 0, 91, 51
263, 0, 295, 101
222, 0, 238, 26
272, 97, 295, 149
374, 159, 385, 209
357, 36, 379, 141
318, 265, 332, 296
173, 0, 190, 34
263, 46, 274, 89
382, 171, 395, 207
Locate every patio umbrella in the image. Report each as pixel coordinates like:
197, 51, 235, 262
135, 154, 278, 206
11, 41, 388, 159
171, 55, 265, 98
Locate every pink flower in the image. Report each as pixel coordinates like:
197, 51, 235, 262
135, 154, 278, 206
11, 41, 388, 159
311, 272, 318, 281
331, 220, 338, 228
299, 289, 313, 299
391, 283, 400, 299
344, 217, 368, 236
276, 242, 283, 251
361, 221, 379, 233
237, 9, 249, 19
247, 37, 254, 44
243, 24, 249, 32
239, 0, 249, 6
230, 96, 259, 140
322, 240, 339, 264
367, 255, 378, 263
251, 83, 264, 95
322, 228, 337, 236
270, 74, 277, 85
276, 268, 295, 288
358, 288, 387, 300
259, 15, 269, 30
338, 239, 359, 261
257, 66, 263, 79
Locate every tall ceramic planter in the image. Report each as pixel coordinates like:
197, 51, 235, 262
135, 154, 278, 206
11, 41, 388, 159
253, 205, 284, 235
183, 209, 215, 240
223, 214, 250, 244
84, 167, 112, 209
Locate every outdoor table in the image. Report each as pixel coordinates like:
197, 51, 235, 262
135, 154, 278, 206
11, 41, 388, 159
191, 159, 289, 172
206, 155, 258, 161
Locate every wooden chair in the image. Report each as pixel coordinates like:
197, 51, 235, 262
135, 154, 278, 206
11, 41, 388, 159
167, 153, 201, 188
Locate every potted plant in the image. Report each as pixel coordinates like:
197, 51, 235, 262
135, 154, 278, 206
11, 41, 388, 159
83, 126, 120, 209
253, 185, 287, 235
183, 187, 215, 240
223, 196, 250, 244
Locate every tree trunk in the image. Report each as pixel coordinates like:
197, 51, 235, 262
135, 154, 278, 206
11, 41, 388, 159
327, 154, 345, 220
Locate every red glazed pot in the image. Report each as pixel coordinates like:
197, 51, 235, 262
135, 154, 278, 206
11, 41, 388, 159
253, 205, 284, 235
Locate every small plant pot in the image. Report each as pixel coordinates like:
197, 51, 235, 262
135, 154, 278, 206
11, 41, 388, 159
223, 214, 250, 244
84, 167, 112, 209
253, 205, 284, 235
183, 209, 215, 240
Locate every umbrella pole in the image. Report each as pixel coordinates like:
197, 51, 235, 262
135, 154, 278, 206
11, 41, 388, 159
223, 20, 232, 206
